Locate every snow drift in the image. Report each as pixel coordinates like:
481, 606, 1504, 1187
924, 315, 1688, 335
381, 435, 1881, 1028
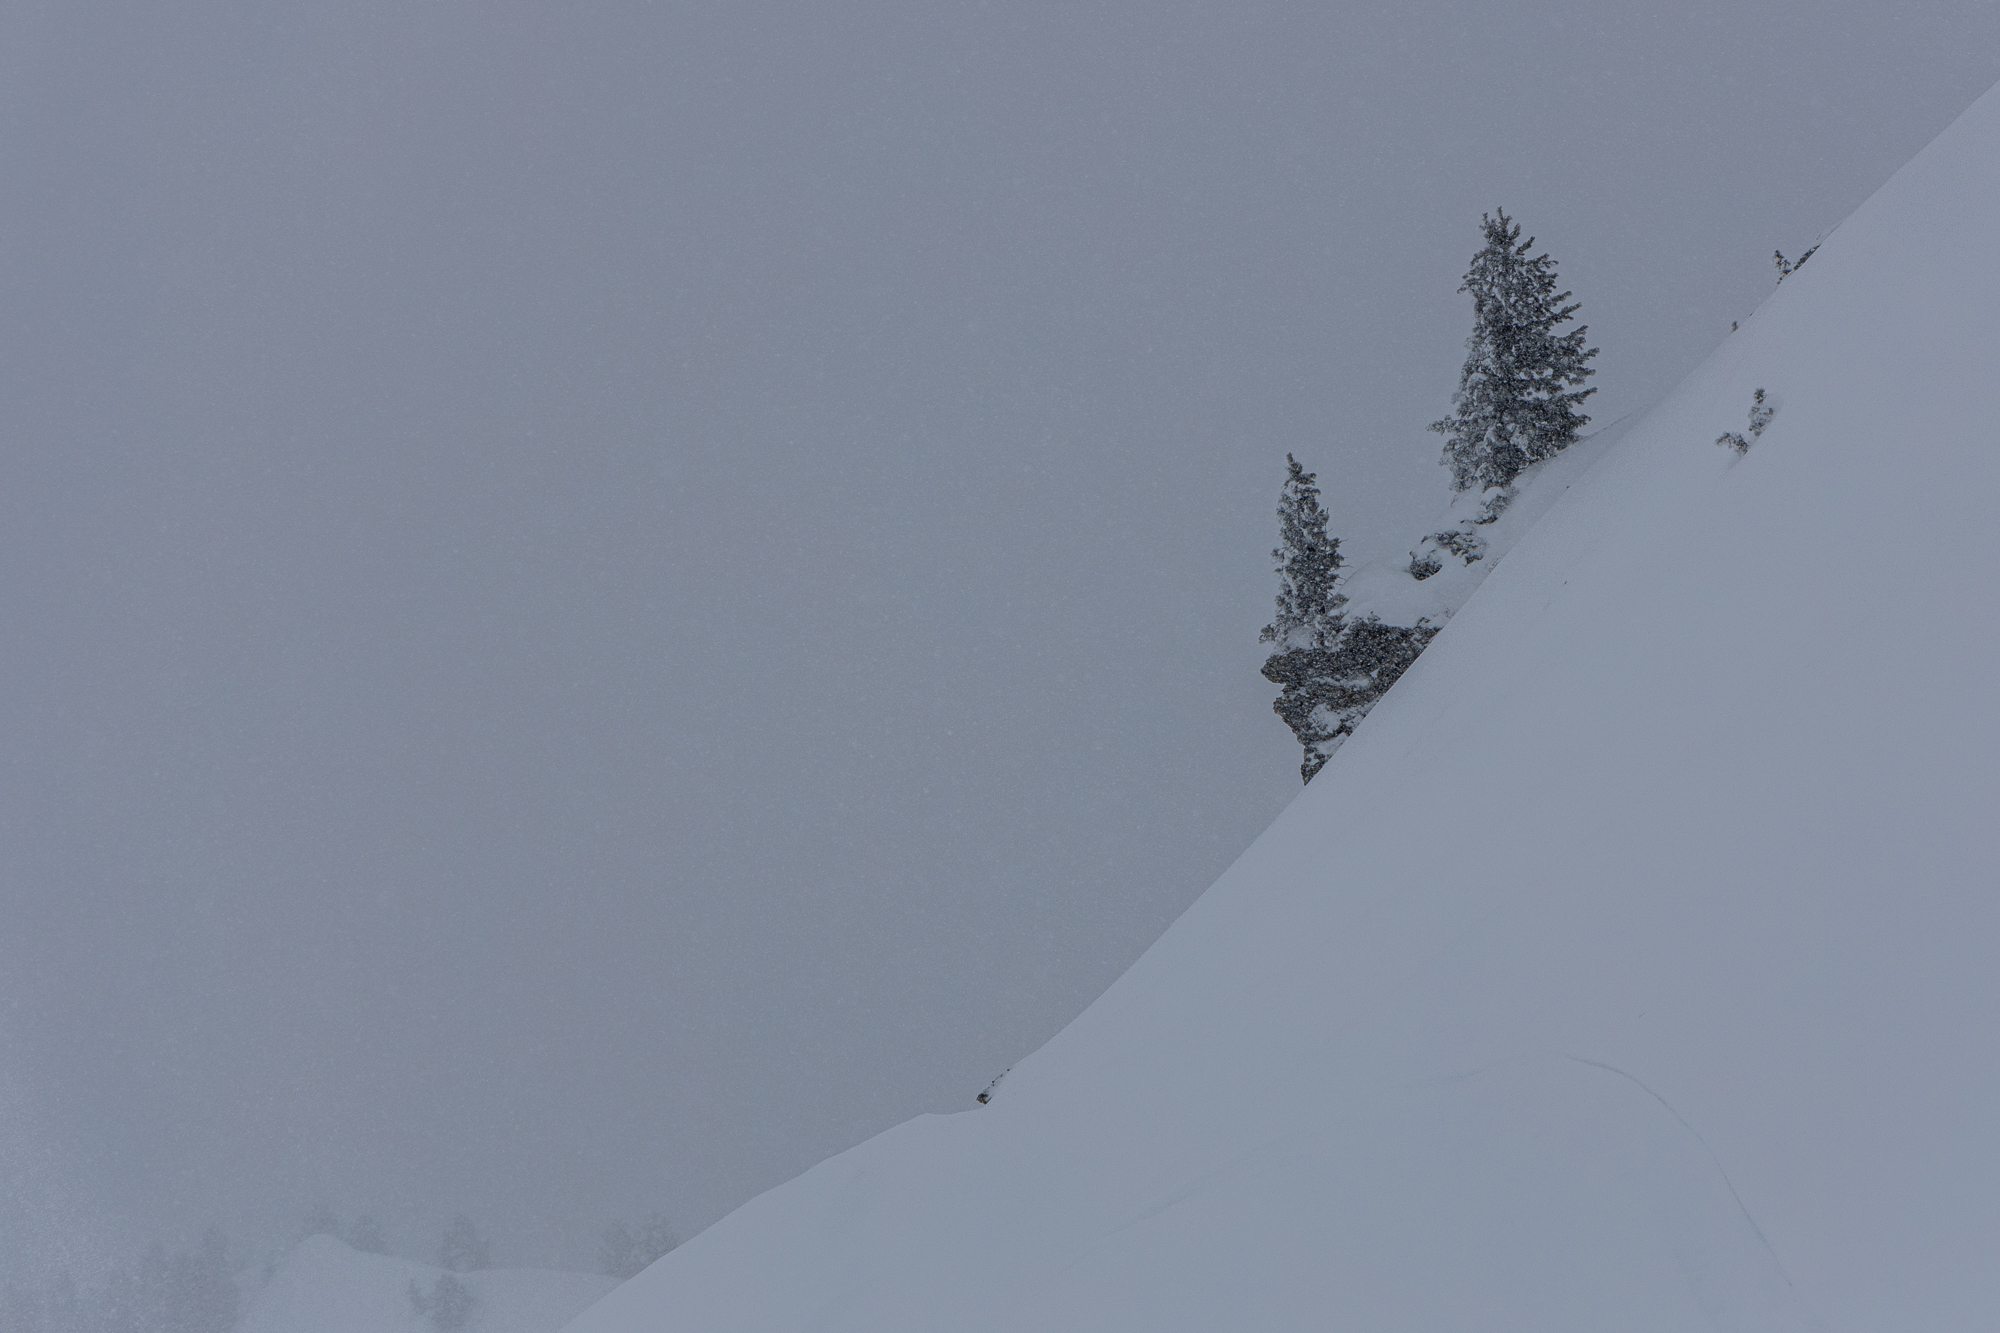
243, 1236, 614, 1333
564, 80, 2000, 1332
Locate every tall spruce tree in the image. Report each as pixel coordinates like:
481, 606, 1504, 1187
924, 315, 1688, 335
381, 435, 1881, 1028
1430, 210, 1597, 492
1260, 456, 1346, 783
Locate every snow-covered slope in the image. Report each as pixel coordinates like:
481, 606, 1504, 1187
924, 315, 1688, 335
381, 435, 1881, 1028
243, 1237, 614, 1333
565, 80, 2000, 1333
1335, 410, 1629, 630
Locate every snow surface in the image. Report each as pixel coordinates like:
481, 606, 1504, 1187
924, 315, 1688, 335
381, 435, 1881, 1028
243, 1237, 614, 1333
1334, 412, 1627, 631
563, 78, 2000, 1333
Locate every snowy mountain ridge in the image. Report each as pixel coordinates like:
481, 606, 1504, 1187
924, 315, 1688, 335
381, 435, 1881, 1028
561, 76, 2000, 1333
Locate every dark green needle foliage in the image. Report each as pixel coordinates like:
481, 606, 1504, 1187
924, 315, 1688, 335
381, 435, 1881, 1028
1716, 388, 1775, 455
1431, 210, 1598, 492
1259, 457, 1439, 783
1260, 455, 1346, 653
1262, 620, 1437, 784
1260, 457, 1347, 781
1774, 246, 1817, 281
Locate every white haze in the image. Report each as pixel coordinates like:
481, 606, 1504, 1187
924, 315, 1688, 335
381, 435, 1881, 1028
1, 0, 1997, 1277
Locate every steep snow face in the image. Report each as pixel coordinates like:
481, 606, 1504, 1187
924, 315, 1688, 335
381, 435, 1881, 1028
565, 80, 2000, 1333
244, 1236, 615, 1333
1334, 410, 1628, 629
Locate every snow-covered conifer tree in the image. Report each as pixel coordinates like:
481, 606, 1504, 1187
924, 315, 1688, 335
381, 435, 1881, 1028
1430, 210, 1598, 492
1260, 455, 1344, 653
1260, 456, 1347, 782
1260, 455, 1441, 783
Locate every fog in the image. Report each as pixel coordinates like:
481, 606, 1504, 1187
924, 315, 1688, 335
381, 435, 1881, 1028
2, 0, 1995, 1279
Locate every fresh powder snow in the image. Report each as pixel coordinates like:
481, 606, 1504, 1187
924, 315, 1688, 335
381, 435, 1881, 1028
1334, 409, 1628, 633
559, 76, 2000, 1333
242, 1236, 614, 1333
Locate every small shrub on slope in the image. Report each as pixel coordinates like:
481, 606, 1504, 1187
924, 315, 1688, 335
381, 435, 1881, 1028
1263, 619, 1439, 782
1717, 388, 1776, 456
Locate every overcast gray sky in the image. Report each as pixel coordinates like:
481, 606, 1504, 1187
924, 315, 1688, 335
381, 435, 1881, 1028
3, 0, 1997, 1279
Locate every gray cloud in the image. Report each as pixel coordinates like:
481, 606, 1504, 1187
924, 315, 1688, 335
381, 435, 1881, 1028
1, 0, 1994, 1274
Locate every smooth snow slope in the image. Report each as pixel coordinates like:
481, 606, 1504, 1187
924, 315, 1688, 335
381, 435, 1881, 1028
244, 1236, 616, 1333
567, 83, 2000, 1333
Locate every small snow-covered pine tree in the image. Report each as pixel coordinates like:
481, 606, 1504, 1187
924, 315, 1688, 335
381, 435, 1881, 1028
1260, 456, 1347, 782
1260, 455, 1344, 653
1430, 210, 1598, 492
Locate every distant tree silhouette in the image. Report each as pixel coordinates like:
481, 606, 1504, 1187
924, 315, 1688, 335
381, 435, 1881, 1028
599, 1214, 678, 1280
408, 1275, 474, 1331
300, 1205, 341, 1242
435, 1217, 489, 1274
1774, 246, 1817, 281
344, 1215, 387, 1255
82, 1230, 236, 1333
